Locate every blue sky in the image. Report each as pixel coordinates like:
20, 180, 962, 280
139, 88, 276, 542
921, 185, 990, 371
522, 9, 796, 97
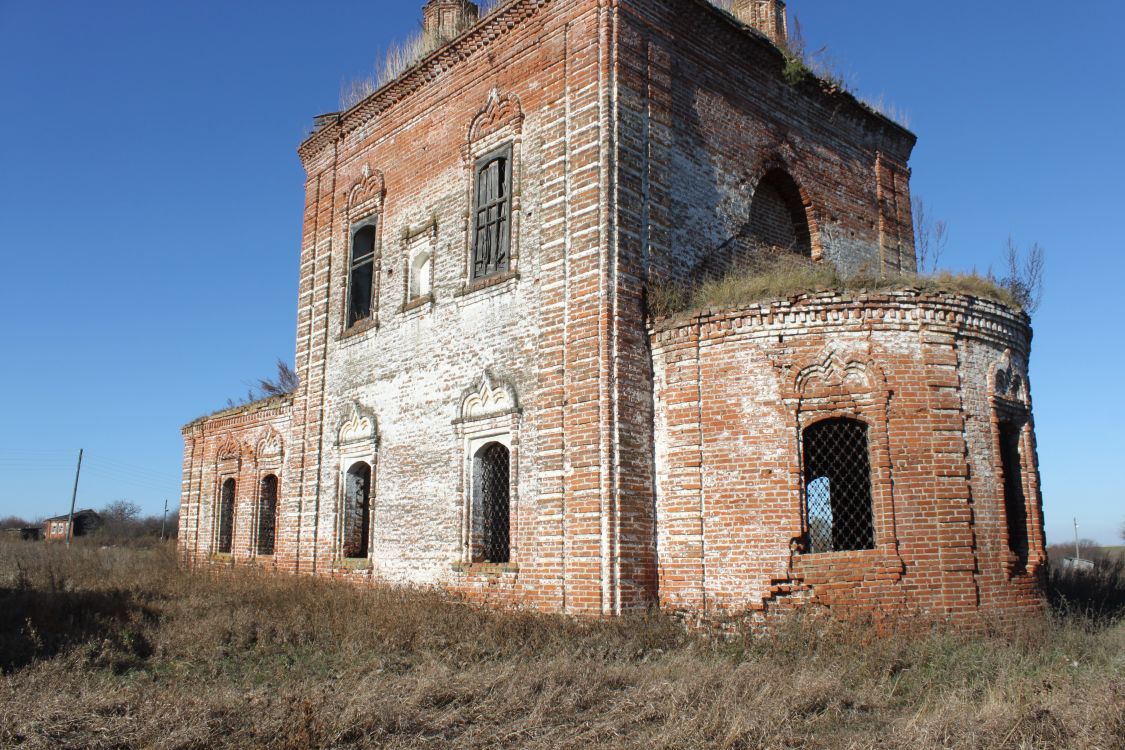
0, 0, 1121, 545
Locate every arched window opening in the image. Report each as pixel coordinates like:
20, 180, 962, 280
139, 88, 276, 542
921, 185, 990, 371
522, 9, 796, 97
750, 169, 812, 256
217, 478, 236, 554
473, 442, 510, 563
347, 224, 376, 327
257, 474, 278, 556
343, 462, 372, 559
999, 421, 1029, 568
410, 250, 433, 299
802, 418, 874, 553
471, 145, 512, 281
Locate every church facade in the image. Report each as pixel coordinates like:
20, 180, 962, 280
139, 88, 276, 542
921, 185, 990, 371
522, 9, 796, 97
179, 0, 1046, 624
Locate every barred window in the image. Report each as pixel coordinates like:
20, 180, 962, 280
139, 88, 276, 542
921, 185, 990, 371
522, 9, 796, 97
471, 145, 512, 281
347, 224, 376, 327
473, 442, 510, 563
343, 462, 371, 559
999, 422, 1029, 567
802, 418, 874, 553
217, 478, 236, 554
257, 474, 278, 556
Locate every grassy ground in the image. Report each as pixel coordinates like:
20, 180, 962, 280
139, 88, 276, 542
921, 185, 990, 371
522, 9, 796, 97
1, 541, 1122, 749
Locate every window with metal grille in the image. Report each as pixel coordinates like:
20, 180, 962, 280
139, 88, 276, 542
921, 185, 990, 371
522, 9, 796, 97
217, 478, 235, 554
343, 462, 371, 559
474, 442, 510, 563
999, 422, 1029, 567
347, 224, 376, 327
471, 145, 512, 281
257, 474, 278, 556
802, 418, 874, 553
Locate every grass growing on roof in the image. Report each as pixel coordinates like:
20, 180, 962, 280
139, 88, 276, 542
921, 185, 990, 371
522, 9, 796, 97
648, 251, 1022, 320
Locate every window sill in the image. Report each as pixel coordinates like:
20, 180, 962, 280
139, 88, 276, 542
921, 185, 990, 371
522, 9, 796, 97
455, 271, 519, 303
399, 293, 435, 316
452, 561, 519, 577
337, 557, 372, 570
792, 547, 903, 584
340, 318, 378, 341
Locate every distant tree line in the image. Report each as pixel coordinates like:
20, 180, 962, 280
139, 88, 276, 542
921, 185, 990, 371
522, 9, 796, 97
1, 500, 178, 545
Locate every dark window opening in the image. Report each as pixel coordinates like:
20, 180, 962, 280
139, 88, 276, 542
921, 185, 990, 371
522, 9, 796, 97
802, 418, 874, 553
471, 146, 512, 281
750, 169, 812, 256
473, 442, 510, 563
999, 422, 1029, 567
343, 462, 371, 559
217, 478, 236, 554
257, 474, 278, 556
347, 224, 376, 327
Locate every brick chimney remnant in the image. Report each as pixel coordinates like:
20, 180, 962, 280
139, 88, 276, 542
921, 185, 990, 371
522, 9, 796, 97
423, 0, 480, 40
731, 0, 789, 45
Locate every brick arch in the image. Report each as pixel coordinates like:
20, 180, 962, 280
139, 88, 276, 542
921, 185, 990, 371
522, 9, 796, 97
255, 427, 284, 462
466, 88, 524, 150
345, 164, 386, 215
215, 435, 242, 463
747, 158, 821, 259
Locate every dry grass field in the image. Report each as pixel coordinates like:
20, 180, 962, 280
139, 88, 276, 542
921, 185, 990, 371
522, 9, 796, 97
1, 540, 1122, 750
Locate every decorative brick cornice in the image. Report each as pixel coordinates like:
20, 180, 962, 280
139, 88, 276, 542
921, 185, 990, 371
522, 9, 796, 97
181, 394, 294, 434
649, 290, 1032, 354
298, 0, 555, 167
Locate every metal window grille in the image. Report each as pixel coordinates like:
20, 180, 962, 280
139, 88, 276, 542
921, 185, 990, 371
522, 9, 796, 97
471, 146, 512, 280
347, 224, 376, 327
257, 474, 278, 556
802, 418, 874, 553
477, 442, 510, 563
999, 422, 1029, 566
217, 478, 235, 554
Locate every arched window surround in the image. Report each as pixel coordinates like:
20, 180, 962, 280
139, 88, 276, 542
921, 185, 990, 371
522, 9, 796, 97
340, 165, 385, 336
783, 351, 900, 568
334, 402, 379, 565
459, 89, 524, 296
747, 160, 821, 261
212, 437, 241, 558
454, 372, 521, 568
988, 349, 1044, 576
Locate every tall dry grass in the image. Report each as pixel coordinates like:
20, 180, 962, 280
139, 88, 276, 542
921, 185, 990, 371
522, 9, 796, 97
340, 1, 502, 110
1, 540, 1122, 749
648, 250, 1023, 321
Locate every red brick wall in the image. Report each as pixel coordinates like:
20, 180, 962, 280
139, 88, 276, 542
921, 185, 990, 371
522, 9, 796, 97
650, 291, 1046, 625
178, 0, 1045, 628
616, 0, 916, 285
179, 397, 291, 570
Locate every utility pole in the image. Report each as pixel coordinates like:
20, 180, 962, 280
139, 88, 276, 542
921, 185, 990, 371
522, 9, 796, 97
161, 498, 168, 541
1074, 517, 1081, 561
66, 449, 83, 548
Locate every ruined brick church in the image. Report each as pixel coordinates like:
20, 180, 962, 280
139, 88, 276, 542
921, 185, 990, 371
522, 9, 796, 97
180, 0, 1047, 623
